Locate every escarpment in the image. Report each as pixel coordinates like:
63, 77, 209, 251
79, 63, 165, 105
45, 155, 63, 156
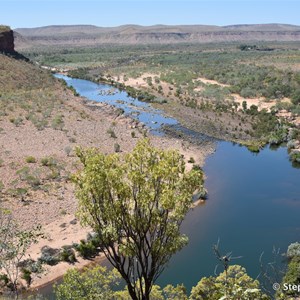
0, 26, 14, 52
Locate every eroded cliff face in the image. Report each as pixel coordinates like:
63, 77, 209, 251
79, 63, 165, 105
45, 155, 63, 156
0, 27, 15, 52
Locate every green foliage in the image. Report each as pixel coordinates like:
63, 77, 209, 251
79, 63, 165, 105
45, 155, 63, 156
188, 157, 195, 163
291, 89, 300, 105
74, 239, 99, 259
16, 166, 41, 188
0, 25, 11, 32
0, 209, 42, 295
0, 273, 9, 285
251, 110, 279, 140
38, 246, 60, 266
114, 143, 121, 153
41, 156, 58, 167
25, 156, 37, 163
73, 139, 203, 300
9, 116, 23, 127
190, 265, 270, 300
54, 266, 120, 300
21, 268, 32, 287
107, 127, 117, 138
51, 114, 64, 130
115, 283, 188, 300
59, 246, 76, 263
277, 256, 300, 299
18, 258, 43, 274
289, 151, 300, 163
64, 146, 72, 157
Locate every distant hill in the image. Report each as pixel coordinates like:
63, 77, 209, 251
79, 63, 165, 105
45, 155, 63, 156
14, 23, 300, 49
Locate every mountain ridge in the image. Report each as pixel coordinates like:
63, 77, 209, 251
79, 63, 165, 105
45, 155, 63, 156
14, 23, 300, 49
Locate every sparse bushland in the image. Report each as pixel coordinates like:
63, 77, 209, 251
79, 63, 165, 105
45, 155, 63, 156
45, 42, 299, 154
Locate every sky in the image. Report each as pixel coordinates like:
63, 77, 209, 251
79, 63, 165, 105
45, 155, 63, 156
0, 0, 299, 29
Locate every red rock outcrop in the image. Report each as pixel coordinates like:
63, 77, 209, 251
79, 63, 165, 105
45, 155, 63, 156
0, 26, 15, 52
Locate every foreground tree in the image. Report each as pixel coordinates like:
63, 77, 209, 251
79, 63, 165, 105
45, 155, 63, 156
54, 266, 120, 300
55, 265, 187, 300
73, 139, 203, 300
190, 265, 270, 300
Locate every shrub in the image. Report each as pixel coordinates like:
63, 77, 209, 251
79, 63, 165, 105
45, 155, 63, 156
18, 259, 43, 274
38, 246, 61, 266
60, 246, 76, 264
68, 137, 76, 143
74, 240, 98, 259
287, 139, 298, 150
107, 128, 117, 138
74, 233, 101, 259
192, 164, 202, 172
0, 274, 9, 286
51, 114, 64, 130
188, 157, 195, 163
21, 269, 32, 287
131, 131, 136, 138
41, 156, 58, 167
26, 174, 41, 188
6, 187, 28, 198
25, 156, 36, 163
64, 146, 72, 157
10, 117, 23, 127
47, 169, 61, 180
287, 242, 300, 259
289, 151, 300, 163
278, 256, 300, 299
114, 143, 121, 153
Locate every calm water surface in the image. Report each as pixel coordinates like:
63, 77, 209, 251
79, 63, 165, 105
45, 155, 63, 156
159, 142, 300, 290
48, 75, 300, 293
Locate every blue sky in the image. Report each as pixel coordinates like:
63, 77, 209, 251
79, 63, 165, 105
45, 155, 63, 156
1, 0, 299, 29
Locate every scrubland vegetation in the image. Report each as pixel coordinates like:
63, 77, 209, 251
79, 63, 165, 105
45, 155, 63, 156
28, 41, 300, 158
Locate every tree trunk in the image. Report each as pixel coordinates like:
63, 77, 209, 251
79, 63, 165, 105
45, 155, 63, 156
127, 284, 139, 300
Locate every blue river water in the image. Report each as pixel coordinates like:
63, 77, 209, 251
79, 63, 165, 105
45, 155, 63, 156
45, 74, 300, 294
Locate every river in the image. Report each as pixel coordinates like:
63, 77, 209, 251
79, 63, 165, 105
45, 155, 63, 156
40, 74, 300, 295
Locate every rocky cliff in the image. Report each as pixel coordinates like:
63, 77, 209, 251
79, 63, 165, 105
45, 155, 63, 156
0, 26, 14, 52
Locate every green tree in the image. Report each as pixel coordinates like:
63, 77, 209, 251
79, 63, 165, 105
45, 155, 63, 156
73, 139, 203, 300
115, 283, 188, 300
0, 208, 42, 299
54, 266, 120, 300
190, 265, 270, 300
